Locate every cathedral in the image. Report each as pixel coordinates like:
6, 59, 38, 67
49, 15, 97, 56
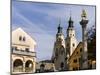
52, 15, 78, 71
52, 9, 96, 71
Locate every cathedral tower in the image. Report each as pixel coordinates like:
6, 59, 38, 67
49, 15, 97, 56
52, 21, 66, 71
65, 16, 78, 58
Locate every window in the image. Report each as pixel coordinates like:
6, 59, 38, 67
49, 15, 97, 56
80, 48, 82, 52
76, 52, 78, 54
67, 43, 69, 47
23, 37, 26, 41
61, 46, 64, 55
55, 48, 58, 57
19, 36, 22, 41
19, 36, 26, 42
25, 48, 29, 52
73, 59, 77, 63
73, 43, 75, 47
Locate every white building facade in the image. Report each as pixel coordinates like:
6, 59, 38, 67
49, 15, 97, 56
11, 28, 37, 74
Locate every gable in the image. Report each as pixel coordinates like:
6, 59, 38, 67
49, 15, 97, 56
12, 28, 36, 50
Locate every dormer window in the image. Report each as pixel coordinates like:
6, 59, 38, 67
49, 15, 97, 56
19, 36, 22, 41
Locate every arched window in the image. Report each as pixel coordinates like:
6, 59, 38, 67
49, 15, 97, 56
23, 37, 26, 41
19, 36, 22, 41
55, 48, 58, 57
61, 46, 64, 55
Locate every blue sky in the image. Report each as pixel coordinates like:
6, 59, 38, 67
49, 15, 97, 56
12, 0, 96, 61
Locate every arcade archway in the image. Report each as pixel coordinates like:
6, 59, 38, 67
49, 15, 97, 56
13, 59, 23, 72
25, 60, 33, 72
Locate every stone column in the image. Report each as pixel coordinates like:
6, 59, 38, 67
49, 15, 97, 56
23, 62, 25, 72
23, 57, 26, 73
80, 9, 88, 69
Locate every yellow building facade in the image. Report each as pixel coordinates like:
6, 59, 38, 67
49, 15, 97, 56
11, 28, 37, 74
68, 41, 96, 70
68, 42, 83, 70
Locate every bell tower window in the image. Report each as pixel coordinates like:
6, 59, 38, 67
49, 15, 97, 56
55, 48, 58, 57
80, 48, 82, 52
61, 46, 64, 55
73, 43, 75, 47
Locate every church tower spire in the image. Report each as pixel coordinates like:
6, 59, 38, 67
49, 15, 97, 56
57, 19, 62, 33
68, 16, 74, 28
67, 15, 75, 37
65, 15, 78, 57
68, 10, 74, 28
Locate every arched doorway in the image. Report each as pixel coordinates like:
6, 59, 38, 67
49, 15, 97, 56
60, 62, 64, 71
40, 63, 45, 72
25, 60, 33, 72
13, 59, 23, 72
